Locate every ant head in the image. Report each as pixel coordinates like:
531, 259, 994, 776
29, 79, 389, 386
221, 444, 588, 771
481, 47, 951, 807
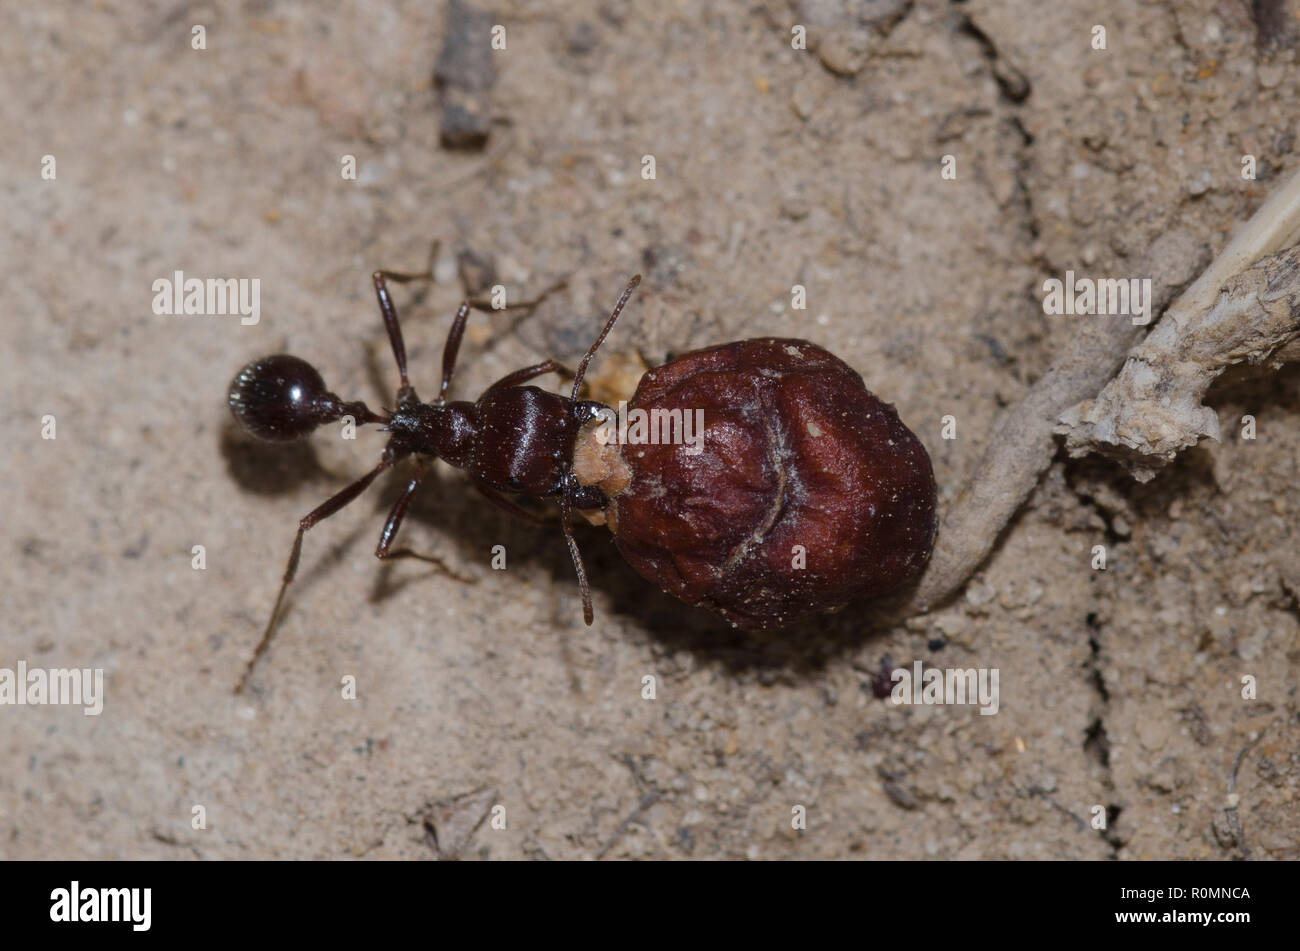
229, 354, 333, 442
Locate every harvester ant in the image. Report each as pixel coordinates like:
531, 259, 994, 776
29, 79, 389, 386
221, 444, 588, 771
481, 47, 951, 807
228, 264, 641, 692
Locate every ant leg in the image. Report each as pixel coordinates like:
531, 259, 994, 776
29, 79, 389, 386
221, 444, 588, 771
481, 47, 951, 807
558, 482, 595, 625
439, 302, 471, 402
375, 465, 476, 583
372, 272, 420, 399
373, 246, 441, 401
439, 279, 569, 401
474, 480, 547, 523
480, 276, 640, 400
571, 275, 642, 400
235, 458, 392, 694
485, 359, 572, 394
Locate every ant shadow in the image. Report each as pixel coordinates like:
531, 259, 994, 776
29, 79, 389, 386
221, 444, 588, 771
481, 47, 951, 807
403, 464, 895, 682
220, 416, 889, 684
577, 535, 892, 681
220, 424, 333, 497
392, 475, 892, 682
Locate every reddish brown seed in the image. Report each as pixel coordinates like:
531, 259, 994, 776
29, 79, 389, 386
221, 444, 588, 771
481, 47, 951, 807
595, 338, 937, 630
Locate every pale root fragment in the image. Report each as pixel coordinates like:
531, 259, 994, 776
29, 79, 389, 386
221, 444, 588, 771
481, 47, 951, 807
900, 164, 1300, 613
1060, 244, 1300, 481
1058, 163, 1300, 481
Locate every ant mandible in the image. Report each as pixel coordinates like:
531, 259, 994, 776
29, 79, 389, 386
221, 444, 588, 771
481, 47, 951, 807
228, 264, 641, 692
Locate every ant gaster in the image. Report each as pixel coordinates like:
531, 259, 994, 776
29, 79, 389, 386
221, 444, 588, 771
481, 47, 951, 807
228, 266, 641, 692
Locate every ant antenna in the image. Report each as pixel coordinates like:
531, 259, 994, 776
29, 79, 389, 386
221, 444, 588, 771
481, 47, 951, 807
571, 274, 641, 401
558, 487, 594, 625
555, 274, 641, 627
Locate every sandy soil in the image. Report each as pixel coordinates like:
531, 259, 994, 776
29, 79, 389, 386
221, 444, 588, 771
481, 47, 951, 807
2, 0, 1297, 859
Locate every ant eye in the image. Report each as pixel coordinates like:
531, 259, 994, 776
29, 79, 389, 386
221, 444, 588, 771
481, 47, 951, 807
229, 354, 330, 442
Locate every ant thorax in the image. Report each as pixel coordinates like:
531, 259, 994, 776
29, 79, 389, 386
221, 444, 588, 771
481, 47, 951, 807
387, 400, 477, 468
